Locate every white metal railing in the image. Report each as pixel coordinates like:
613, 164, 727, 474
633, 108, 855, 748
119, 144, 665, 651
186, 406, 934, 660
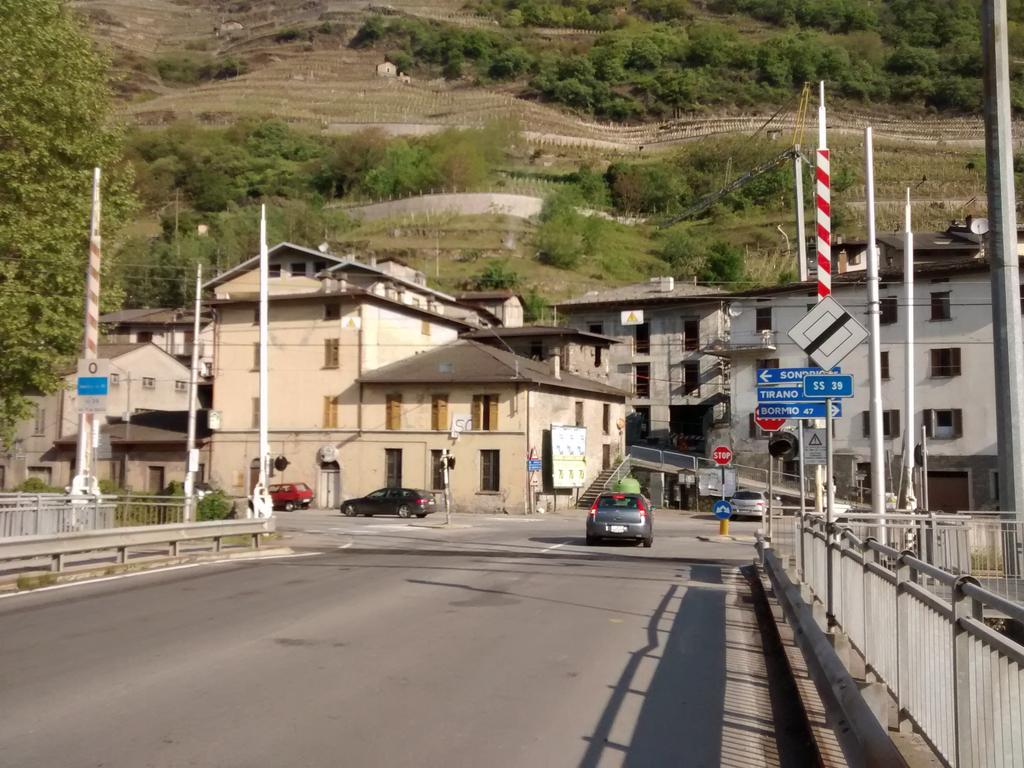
0, 494, 187, 538
793, 515, 1024, 767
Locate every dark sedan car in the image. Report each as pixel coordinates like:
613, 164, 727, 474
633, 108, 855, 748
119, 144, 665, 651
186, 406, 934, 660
341, 488, 438, 518
586, 492, 653, 547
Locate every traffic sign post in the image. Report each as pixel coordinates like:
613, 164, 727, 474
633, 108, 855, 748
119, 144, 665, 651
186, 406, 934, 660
787, 296, 869, 372
756, 402, 842, 419
713, 499, 732, 520
711, 446, 732, 535
803, 374, 854, 399
803, 428, 826, 465
757, 367, 840, 385
76, 359, 110, 414
712, 445, 733, 466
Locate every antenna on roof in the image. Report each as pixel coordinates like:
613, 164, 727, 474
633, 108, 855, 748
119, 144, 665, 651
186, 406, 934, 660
317, 242, 329, 253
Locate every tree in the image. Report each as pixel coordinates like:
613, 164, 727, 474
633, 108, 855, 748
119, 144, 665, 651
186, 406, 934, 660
0, 0, 136, 444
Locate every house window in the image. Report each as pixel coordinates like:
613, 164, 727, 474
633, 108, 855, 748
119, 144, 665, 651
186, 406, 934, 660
755, 306, 773, 332
930, 348, 961, 377
324, 304, 341, 321
110, 373, 120, 386
268, 264, 281, 278
175, 380, 187, 392
472, 394, 499, 431
385, 394, 402, 430
314, 261, 328, 275
142, 377, 155, 389
634, 406, 650, 437
590, 324, 603, 367
925, 409, 963, 439
431, 450, 445, 491
683, 361, 700, 395
634, 322, 650, 354
323, 396, 339, 428
324, 338, 340, 369
421, 319, 431, 336
385, 448, 403, 488
290, 262, 306, 277
137, 331, 153, 343
252, 397, 259, 428
32, 405, 45, 435
480, 449, 500, 492
431, 395, 448, 431
574, 400, 584, 427
881, 351, 890, 380
880, 297, 898, 325
529, 341, 543, 360
602, 403, 610, 435
931, 291, 952, 321
683, 318, 700, 351
862, 410, 901, 438
634, 364, 651, 398
252, 343, 260, 370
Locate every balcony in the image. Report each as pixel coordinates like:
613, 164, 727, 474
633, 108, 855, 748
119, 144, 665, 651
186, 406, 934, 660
701, 329, 777, 356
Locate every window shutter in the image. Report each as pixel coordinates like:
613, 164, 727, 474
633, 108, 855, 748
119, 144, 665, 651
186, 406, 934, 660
924, 409, 934, 438
749, 413, 756, 438
862, 411, 870, 438
472, 396, 483, 430
892, 410, 901, 439
488, 395, 499, 431
323, 396, 330, 428
952, 348, 962, 376
953, 409, 963, 438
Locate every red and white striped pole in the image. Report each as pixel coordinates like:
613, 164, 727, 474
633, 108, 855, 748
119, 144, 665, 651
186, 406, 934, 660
74, 168, 102, 493
816, 81, 831, 299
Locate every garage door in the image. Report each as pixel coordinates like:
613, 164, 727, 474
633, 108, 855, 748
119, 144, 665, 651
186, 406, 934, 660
927, 471, 970, 513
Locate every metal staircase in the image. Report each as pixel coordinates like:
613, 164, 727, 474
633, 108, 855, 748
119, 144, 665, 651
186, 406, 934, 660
576, 460, 630, 508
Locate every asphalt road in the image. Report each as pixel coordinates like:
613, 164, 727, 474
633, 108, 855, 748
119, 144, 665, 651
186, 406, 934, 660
0, 511, 814, 768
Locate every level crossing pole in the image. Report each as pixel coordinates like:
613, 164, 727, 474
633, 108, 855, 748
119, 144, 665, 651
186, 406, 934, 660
817, 82, 834, 621
250, 205, 272, 519
865, 128, 886, 528
184, 265, 202, 522
73, 168, 102, 496
982, 0, 1024, 535
900, 189, 917, 513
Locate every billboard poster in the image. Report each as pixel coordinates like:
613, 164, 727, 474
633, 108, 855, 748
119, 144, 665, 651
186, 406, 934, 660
551, 424, 587, 489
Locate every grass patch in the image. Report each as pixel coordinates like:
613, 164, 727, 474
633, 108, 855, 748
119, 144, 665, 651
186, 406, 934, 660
17, 573, 58, 591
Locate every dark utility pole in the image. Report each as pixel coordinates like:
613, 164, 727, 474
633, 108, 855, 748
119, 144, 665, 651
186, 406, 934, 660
981, 0, 1024, 525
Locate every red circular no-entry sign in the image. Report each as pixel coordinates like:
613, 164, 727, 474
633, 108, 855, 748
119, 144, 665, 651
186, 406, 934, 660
712, 445, 733, 466
754, 416, 787, 432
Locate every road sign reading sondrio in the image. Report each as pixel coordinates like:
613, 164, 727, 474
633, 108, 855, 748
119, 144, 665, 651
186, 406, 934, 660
803, 374, 854, 398
787, 296, 868, 371
712, 445, 733, 465
757, 367, 840, 385
712, 499, 733, 520
757, 401, 842, 419
754, 416, 786, 432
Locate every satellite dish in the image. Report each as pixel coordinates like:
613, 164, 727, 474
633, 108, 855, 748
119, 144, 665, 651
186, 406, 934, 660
727, 303, 744, 318
318, 242, 330, 253
970, 218, 990, 235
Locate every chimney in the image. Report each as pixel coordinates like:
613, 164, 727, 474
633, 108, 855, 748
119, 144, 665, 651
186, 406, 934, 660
552, 353, 561, 380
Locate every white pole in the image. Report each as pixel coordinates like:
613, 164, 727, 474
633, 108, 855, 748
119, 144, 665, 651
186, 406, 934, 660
814, 81, 829, 516
865, 128, 886, 519
74, 168, 102, 496
818, 81, 826, 149
902, 188, 917, 511
794, 150, 808, 283
184, 265, 202, 521
252, 206, 272, 519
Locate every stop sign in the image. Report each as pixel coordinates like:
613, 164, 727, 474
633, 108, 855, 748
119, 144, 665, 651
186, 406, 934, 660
712, 445, 733, 466
754, 415, 786, 432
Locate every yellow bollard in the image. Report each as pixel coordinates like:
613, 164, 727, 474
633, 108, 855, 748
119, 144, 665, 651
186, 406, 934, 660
719, 519, 730, 536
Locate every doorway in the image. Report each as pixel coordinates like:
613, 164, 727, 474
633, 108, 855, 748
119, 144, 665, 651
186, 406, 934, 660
319, 461, 341, 508
147, 466, 165, 493
602, 444, 611, 470
927, 470, 971, 513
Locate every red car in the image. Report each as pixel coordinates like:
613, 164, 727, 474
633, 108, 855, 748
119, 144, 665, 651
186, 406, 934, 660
268, 482, 314, 511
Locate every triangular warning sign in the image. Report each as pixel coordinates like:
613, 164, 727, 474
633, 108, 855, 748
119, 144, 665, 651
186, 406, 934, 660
626, 312, 638, 323
808, 433, 823, 447
344, 317, 359, 329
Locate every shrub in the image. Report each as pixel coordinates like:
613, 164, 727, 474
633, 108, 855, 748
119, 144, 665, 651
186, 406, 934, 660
17, 477, 63, 493
197, 491, 233, 521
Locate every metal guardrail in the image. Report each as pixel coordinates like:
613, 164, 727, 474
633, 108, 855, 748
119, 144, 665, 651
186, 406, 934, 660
0, 518, 276, 574
786, 515, 1024, 767
0, 494, 187, 538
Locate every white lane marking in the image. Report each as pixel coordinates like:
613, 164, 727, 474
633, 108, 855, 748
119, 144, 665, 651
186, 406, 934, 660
337, 542, 354, 550
0, 551, 323, 600
542, 542, 567, 553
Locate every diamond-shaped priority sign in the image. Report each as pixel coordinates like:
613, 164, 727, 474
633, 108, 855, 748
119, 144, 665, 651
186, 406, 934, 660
787, 296, 869, 371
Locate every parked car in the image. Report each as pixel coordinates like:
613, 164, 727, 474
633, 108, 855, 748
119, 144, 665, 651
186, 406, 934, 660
586, 492, 653, 547
729, 490, 766, 520
268, 482, 314, 511
341, 488, 437, 518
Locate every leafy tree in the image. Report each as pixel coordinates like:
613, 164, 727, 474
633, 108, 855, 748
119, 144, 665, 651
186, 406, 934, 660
0, 0, 136, 444
472, 261, 521, 289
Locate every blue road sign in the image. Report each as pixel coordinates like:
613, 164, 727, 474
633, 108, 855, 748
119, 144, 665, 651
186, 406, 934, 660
527, 458, 542, 472
757, 401, 842, 419
77, 376, 109, 397
803, 374, 854, 399
757, 386, 808, 403
757, 367, 840, 385
712, 499, 732, 520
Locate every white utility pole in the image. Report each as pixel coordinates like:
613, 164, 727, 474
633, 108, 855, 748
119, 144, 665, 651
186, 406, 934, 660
183, 265, 202, 522
865, 128, 885, 520
901, 189, 917, 511
982, 0, 1024, 530
793, 149, 808, 282
73, 168, 102, 496
251, 206, 272, 519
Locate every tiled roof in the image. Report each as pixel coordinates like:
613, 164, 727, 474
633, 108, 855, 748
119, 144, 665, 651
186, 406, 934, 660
555, 280, 723, 308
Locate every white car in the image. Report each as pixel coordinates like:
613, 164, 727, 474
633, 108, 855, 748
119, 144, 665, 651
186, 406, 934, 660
729, 490, 766, 520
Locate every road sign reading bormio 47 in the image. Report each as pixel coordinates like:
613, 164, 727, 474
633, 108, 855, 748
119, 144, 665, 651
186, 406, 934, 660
788, 296, 868, 371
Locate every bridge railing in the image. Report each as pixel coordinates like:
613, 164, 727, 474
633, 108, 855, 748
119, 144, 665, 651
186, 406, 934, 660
0, 494, 187, 538
784, 514, 1024, 767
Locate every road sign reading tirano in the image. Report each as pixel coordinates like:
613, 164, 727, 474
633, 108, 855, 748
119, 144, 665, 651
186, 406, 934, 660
758, 386, 810, 403
788, 296, 868, 371
757, 402, 842, 419
803, 428, 826, 465
803, 374, 854, 398
712, 445, 733, 465
76, 358, 110, 414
